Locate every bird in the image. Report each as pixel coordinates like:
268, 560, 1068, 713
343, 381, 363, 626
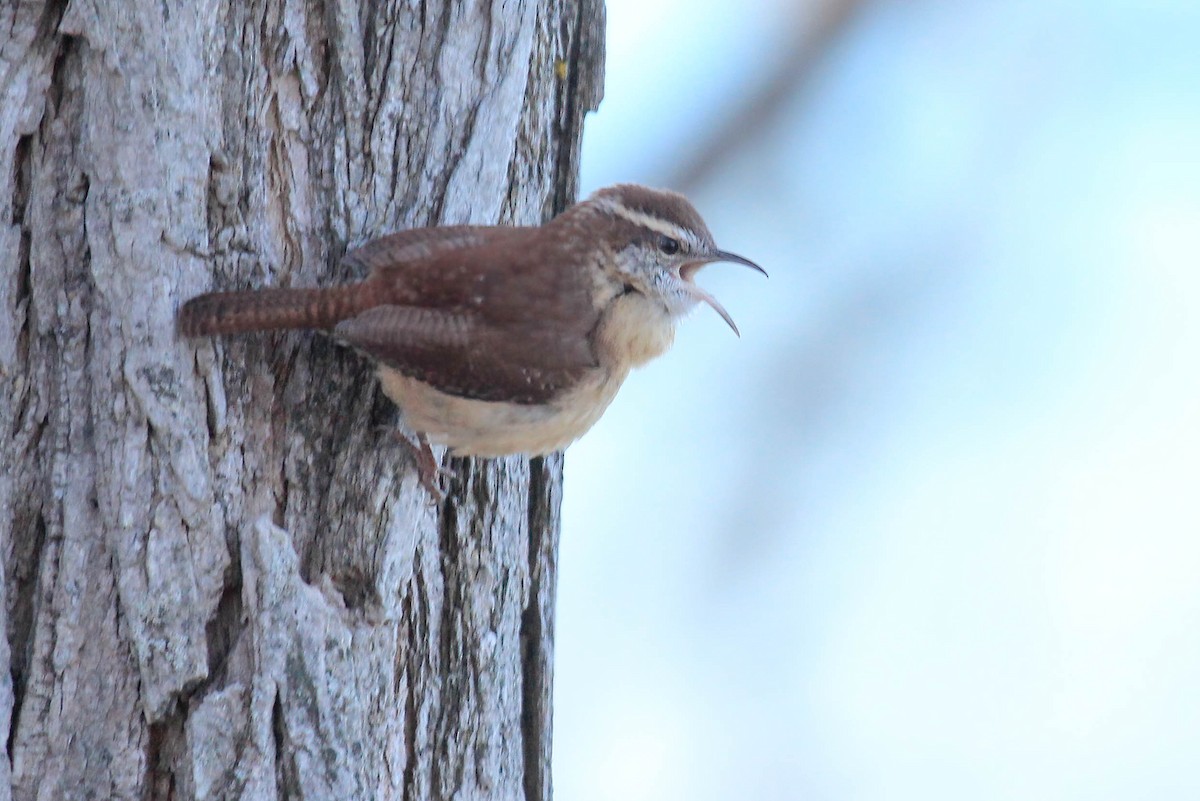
178, 184, 765, 495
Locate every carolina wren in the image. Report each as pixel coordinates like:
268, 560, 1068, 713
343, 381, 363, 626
178, 184, 764, 490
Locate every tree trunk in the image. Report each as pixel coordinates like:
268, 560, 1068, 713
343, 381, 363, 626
0, 1, 603, 798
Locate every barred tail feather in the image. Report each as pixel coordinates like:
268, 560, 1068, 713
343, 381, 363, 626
177, 285, 368, 337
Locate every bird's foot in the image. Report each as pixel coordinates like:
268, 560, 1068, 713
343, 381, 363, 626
391, 429, 451, 503
415, 433, 452, 503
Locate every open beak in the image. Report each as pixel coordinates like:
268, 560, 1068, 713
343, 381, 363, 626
679, 250, 768, 337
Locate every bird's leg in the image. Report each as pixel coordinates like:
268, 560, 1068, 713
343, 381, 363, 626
390, 428, 449, 502
414, 432, 449, 501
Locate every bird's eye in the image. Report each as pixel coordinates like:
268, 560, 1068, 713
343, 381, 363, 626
658, 235, 681, 255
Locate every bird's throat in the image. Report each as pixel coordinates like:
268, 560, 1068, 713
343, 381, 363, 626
595, 291, 676, 369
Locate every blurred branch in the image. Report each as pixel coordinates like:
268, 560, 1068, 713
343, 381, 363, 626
669, 0, 869, 192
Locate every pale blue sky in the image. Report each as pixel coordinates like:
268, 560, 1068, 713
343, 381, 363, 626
557, 1, 1200, 799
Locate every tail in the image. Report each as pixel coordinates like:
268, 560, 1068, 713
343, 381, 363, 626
178, 284, 371, 337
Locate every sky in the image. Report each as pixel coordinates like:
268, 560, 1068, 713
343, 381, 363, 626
554, 1, 1200, 799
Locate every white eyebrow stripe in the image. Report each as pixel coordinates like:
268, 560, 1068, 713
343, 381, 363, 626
593, 198, 698, 245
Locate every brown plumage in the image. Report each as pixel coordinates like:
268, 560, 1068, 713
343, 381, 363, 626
179, 224, 603, 405
177, 284, 371, 336
177, 184, 764, 460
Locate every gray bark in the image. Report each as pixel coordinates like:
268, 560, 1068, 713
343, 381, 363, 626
0, 1, 603, 798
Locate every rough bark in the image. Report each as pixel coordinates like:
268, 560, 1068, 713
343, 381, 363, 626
0, 1, 603, 798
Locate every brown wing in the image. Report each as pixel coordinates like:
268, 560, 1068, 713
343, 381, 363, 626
336, 226, 601, 404
335, 306, 592, 403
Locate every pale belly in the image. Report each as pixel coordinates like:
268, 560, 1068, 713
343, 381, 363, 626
376, 366, 628, 457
